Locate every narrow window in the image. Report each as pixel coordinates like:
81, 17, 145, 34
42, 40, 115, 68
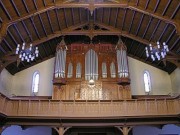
76, 62, 81, 78
102, 62, 107, 78
67, 62, 73, 78
110, 62, 116, 78
144, 71, 151, 94
32, 71, 40, 95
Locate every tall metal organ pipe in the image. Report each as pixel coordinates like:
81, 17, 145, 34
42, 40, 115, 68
116, 38, 130, 85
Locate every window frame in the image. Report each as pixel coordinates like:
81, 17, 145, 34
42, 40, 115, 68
32, 71, 40, 95
143, 70, 151, 94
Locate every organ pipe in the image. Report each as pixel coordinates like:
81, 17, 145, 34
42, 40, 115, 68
116, 38, 130, 85
53, 37, 67, 85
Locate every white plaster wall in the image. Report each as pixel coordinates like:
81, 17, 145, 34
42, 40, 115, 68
170, 68, 180, 94
128, 57, 172, 95
0, 69, 13, 96
11, 58, 55, 96
7, 57, 174, 96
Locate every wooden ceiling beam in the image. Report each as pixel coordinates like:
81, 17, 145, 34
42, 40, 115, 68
1, 1, 179, 43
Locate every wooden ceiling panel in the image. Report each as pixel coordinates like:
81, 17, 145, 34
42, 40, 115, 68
0, 1, 179, 75
57, 9, 67, 29
137, 14, 150, 37
0, 3, 10, 21
109, 8, 118, 26
13, 0, 27, 16
23, 18, 39, 41
48, 10, 59, 32
1, 1, 16, 19
80, 8, 88, 23
3, 34, 16, 50
32, 15, 46, 38
1, 40, 11, 52
73, 8, 80, 24
147, 0, 157, 12
129, 12, 141, 35
144, 18, 159, 40
160, 25, 175, 45
35, 0, 46, 9
153, 21, 167, 41
8, 25, 22, 44
39, 12, 53, 35
102, 8, 110, 24
64, 8, 73, 27
44, 0, 54, 5
15, 22, 29, 43
138, 0, 146, 8
123, 9, 133, 31
165, 0, 179, 18
168, 33, 180, 51
116, 9, 124, 29
96, 8, 103, 22
23, 0, 36, 13
156, 0, 169, 15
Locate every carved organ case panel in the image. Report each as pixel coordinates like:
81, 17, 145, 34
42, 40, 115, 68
53, 39, 131, 100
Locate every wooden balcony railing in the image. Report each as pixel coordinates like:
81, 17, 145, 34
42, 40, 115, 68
0, 93, 180, 118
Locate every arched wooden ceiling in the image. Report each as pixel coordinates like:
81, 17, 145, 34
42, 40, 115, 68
0, 0, 179, 75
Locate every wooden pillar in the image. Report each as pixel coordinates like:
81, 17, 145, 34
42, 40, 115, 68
116, 126, 132, 135
54, 127, 71, 135
58, 127, 64, 135
0, 127, 2, 135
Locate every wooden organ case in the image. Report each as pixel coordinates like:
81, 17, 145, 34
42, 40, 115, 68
52, 38, 131, 100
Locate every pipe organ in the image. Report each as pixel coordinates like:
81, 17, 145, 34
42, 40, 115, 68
53, 38, 131, 100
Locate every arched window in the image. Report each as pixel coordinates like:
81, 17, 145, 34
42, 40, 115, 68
67, 62, 73, 78
32, 71, 40, 95
76, 62, 81, 78
110, 62, 116, 78
102, 62, 107, 78
144, 71, 151, 93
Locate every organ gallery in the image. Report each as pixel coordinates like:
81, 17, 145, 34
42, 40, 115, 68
53, 37, 131, 100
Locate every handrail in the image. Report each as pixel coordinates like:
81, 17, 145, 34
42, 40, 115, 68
0, 92, 180, 118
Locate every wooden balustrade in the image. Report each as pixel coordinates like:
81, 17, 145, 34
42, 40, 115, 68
0, 93, 180, 118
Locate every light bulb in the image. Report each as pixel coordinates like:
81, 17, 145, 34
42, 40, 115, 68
19, 54, 22, 58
